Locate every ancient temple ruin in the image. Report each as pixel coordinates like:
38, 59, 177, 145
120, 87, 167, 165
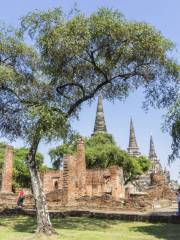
0, 96, 178, 210
42, 96, 178, 199
43, 138, 125, 203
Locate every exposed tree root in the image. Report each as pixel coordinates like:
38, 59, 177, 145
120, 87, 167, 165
36, 226, 59, 236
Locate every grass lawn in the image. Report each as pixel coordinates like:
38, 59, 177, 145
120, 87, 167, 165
0, 215, 179, 240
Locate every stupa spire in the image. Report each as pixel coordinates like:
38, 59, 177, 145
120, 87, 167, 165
127, 118, 140, 157
93, 96, 107, 134
149, 134, 157, 160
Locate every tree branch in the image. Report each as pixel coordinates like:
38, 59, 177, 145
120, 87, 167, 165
66, 79, 111, 116
56, 82, 85, 98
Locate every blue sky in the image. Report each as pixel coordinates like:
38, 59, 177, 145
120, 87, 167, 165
0, 0, 179, 180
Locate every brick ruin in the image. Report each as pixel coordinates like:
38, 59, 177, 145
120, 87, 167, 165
0, 140, 177, 210
0, 139, 125, 209
35, 96, 179, 209
43, 138, 125, 206
1, 146, 13, 193
0, 138, 177, 211
0, 96, 178, 210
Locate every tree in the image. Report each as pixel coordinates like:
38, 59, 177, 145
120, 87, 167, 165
0, 22, 68, 234
0, 143, 45, 189
0, 7, 179, 235
50, 133, 150, 184
164, 98, 180, 162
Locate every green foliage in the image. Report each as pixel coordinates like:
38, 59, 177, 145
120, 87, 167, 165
0, 21, 70, 143
49, 133, 80, 169
0, 25, 37, 86
0, 7, 179, 156
49, 133, 150, 183
20, 7, 179, 108
49, 144, 75, 169
0, 143, 46, 188
164, 98, 180, 161
86, 134, 150, 183
0, 143, 6, 177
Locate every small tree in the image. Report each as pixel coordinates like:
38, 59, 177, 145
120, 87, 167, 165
49, 133, 80, 169
0, 7, 179, 235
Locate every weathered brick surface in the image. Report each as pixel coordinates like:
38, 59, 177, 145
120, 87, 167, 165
146, 184, 176, 202
63, 155, 77, 203
124, 173, 176, 210
77, 195, 124, 210
85, 167, 124, 200
151, 172, 167, 185
42, 170, 63, 194
1, 146, 13, 193
109, 166, 125, 200
46, 189, 66, 203
86, 169, 111, 197
76, 138, 86, 196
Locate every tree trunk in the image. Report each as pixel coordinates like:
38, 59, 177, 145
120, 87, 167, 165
26, 137, 57, 235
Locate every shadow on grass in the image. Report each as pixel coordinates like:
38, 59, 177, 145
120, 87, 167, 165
14, 217, 36, 233
0, 215, 36, 233
2, 215, 180, 240
52, 217, 115, 231
130, 223, 180, 240
1, 215, 115, 233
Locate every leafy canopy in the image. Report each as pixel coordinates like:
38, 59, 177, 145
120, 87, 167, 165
0, 7, 179, 147
0, 7, 179, 176
49, 133, 150, 184
21, 7, 179, 108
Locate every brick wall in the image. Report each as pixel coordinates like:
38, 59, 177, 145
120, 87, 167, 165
109, 166, 125, 200
42, 170, 63, 194
1, 146, 13, 193
86, 169, 111, 197
86, 167, 125, 199
63, 155, 77, 203
42, 139, 125, 202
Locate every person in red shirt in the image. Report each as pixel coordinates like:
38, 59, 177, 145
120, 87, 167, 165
17, 189, 25, 208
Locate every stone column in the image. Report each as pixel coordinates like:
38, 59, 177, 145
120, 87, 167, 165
109, 166, 125, 201
76, 138, 86, 196
1, 146, 13, 193
63, 155, 76, 203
